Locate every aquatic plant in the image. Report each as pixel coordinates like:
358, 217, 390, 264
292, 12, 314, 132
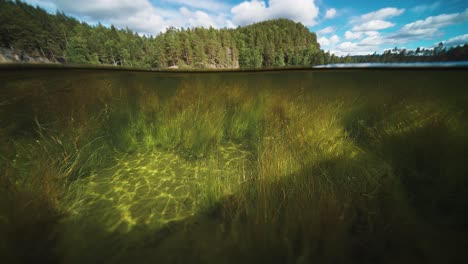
1, 69, 467, 263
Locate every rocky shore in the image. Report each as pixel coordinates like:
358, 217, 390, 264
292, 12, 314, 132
0, 47, 63, 64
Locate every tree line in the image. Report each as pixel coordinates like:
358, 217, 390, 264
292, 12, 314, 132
0, 0, 339, 68
1, 0, 466, 68
345, 44, 468, 64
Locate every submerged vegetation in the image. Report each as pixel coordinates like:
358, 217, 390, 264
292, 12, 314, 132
1, 68, 467, 263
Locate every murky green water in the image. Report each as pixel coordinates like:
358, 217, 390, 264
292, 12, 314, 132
1, 67, 467, 263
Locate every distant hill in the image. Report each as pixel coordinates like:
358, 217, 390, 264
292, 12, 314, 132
2, 1, 466, 68
0, 0, 339, 69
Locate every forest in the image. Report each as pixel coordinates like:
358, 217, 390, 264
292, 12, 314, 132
0, 0, 332, 68
0, 0, 467, 68
347, 44, 468, 63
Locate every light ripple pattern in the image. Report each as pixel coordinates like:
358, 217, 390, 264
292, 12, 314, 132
65, 143, 250, 233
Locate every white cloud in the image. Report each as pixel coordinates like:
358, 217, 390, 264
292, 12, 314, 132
179, 7, 218, 28
330, 31, 387, 56
411, 2, 441, 13
442, 34, 468, 47
331, 42, 367, 56
345, 31, 363, 40
391, 28, 440, 41
330, 35, 340, 45
359, 7, 405, 22
53, 0, 148, 19
162, 0, 229, 12
46, 0, 168, 34
324, 7, 404, 55
347, 7, 404, 40
365, 31, 380, 37
352, 20, 395, 31
318, 35, 340, 46
401, 9, 468, 31
31, 0, 232, 35
392, 9, 468, 42
325, 8, 336, 19
360, 33, 384, 46
332, 42, 377, 56
226, 20, 236, 29
230, 0, 268, 25
124, 10, 169, 35
317, 26, 335, 35
231, 0, 319, 26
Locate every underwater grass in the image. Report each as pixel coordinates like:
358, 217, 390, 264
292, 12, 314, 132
0, 69, 467, 263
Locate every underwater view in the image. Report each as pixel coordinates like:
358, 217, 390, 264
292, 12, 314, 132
1, 66, 467, 263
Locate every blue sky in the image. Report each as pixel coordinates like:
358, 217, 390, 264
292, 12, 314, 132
24, 0, 468, 55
